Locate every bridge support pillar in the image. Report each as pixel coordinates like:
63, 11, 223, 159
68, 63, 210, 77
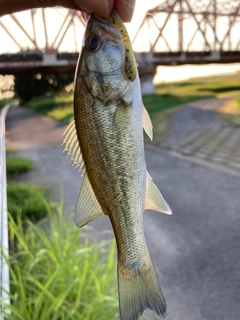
138, 65, 157, 95
141, 74, 155, 95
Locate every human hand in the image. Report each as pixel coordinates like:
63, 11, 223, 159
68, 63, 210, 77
0, 0, 135, 22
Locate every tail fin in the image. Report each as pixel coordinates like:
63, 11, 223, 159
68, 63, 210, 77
118, 259, 166, 320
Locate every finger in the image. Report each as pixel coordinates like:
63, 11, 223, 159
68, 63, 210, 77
0, 0, 114, 17
0, 0, 78, 16
115, 0, 135, 22
81, 12, 90, 22
75, 0, 114, 19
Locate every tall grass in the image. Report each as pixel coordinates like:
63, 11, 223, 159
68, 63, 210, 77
26, 95, 73, 124
1, 204, 118, 320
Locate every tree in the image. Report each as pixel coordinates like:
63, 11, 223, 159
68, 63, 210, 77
14, 72, 74, 102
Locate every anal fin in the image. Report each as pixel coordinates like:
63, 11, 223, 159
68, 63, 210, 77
145, 172, 172, 215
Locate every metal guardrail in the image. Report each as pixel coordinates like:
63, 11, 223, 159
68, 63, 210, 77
0, 101, 18, 319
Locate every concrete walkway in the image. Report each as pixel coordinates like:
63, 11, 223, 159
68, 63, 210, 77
5, 102, 240, 320
6, 106, 81, 216
153, 97, 240, 178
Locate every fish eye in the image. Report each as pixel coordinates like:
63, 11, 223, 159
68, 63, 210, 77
85, 35, 100, 51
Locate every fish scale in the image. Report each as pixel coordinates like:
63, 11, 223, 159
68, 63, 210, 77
63, 10, 172, 320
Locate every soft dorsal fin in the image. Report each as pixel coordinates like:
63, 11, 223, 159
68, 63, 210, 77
74, 175, 104, 228
62, 120, 85, 175
142, 104, 153, 141
145, 172, 172, 215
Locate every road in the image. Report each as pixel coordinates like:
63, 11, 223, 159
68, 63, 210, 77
5, 103, 240, 320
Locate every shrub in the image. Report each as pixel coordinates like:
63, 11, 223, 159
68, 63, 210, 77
7, 183, 52, 222
6, 157, 34, 176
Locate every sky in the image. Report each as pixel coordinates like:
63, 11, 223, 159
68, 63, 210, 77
0, 0, 240, 87
1, 0, 240, 53
0, 2, 160, 53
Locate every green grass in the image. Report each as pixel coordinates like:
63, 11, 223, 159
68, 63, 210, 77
218, 93, 240, 126
7, 183, 52, 222
146, 73, 240, 117
26, 95, 73, 124
6, 154, 49, 222
24, 74, 240, 122
6, 157, 34, 176
142, 91, 210, 117
1, 206, 118, 320
236, 97, 240, 109
4, 152, 118, 318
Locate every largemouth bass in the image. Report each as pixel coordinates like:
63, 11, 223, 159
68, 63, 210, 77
63, 10, 172, 320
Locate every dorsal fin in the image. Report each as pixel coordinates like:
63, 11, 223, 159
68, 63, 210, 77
145, 172, 172, 215
62, 120, 85, 174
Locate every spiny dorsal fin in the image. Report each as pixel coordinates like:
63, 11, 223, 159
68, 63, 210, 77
62, 120, 85, 174
145, 172, 172, 215
142, 104, 153, 141
75, 174, 104, 228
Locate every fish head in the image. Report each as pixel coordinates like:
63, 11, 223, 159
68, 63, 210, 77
83, 15, 125, 75
75, 13, 136, 101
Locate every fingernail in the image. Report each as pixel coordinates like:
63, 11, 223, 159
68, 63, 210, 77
126, 0, 135, 21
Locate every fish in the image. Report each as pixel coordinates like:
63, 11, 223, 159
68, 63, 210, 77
62, 10, 172, 320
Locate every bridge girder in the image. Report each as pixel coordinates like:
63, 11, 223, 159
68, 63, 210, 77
133, 0, 240, 53
1, 3, 240, 76
0, 8, 85, 54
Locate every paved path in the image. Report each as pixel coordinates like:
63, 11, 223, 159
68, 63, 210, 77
5, 102, 240, 320
153, 97, 240, 178
6, 106, 81, 216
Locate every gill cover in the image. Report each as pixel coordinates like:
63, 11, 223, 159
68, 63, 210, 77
107, 11, 137, 82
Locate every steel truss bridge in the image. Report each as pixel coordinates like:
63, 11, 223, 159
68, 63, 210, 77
0, 9, 84, 75
0, 0, 240, 77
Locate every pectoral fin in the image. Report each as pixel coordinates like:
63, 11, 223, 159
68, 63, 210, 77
145, 172, 172, 215
75, 175, 104, 228
63, 121, 104, 227
142, 104, 153, 141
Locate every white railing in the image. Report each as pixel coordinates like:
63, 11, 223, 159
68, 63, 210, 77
0, 101, 18, 319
